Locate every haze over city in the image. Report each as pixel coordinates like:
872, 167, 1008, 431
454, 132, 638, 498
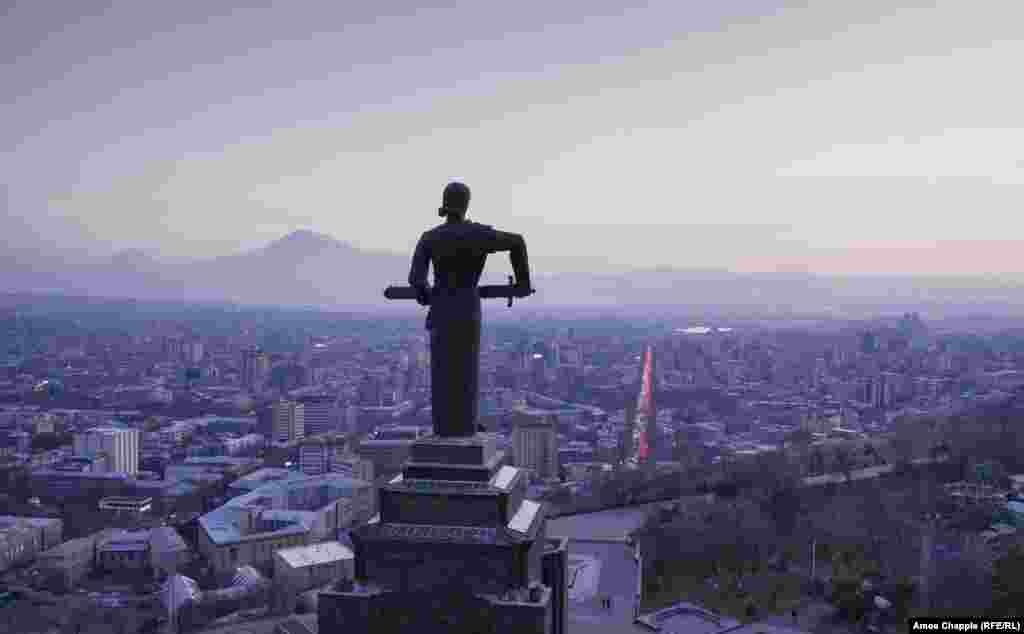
5, 1, 1024, 275
6, 3, 1024, 634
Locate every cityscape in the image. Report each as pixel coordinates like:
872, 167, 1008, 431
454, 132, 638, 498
5, 2, 1024, 634
0, 293, 1022, 632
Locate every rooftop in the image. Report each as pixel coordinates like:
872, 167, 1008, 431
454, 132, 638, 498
100, 529, 151, 544
508, 499, 541, 535
492, 465, 517, 490
0, 515, 61, 530
98, 496, 153, 504
183, 456, 256, 467
275, 540, 353, 569
150, 526, 188, 552
229, 467, 307, 493
200, 472, 371, 546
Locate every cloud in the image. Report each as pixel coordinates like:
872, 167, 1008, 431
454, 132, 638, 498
779, 129, 1024, 184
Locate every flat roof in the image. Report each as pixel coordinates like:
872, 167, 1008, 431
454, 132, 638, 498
183, 456, 256, 466
229, 467, 306, 489
150, 526, 188, 551
0, 516, 61, 529
508, 500, 541, 535
275, 541, 353, 568
99, 496, 153, 503
491, 466, 518, 490
200, 472, 370, 546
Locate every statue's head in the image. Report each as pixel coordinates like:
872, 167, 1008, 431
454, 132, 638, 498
439, 181, 470, 218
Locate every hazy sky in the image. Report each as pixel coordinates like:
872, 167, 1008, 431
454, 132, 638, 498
4, 1, 1024, 275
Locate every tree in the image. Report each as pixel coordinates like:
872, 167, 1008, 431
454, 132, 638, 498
810, 447, 826, 476
830, 577, 867, 622
754, 451, 804, 536
930, 555, 993, 618
833, 447, 854, 484
713, 481, 738, 499
992, 544, 1024, 617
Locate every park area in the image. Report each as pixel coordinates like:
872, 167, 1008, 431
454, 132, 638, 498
643, 566, 805, 622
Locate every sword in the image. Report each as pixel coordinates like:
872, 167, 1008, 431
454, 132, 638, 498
385, 276, 531, 308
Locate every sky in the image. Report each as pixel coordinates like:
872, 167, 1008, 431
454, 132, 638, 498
3, 0, 1024, 275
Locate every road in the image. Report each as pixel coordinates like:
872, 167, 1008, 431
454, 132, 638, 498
195, 613, 316, 634
548, 505, 654, 542
566, 540, 642, 634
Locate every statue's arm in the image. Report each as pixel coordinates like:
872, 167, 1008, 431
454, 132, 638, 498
408, 234, 432, 305
486, 229, 532, 292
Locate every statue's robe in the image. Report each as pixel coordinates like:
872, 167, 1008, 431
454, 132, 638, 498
408, 219, 529, 437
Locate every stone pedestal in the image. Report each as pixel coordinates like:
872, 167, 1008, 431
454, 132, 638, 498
402, 433, 503, 482
318, 433, 556, 634
408, 433, 498, 465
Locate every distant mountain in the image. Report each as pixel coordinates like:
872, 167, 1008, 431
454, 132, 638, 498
178, 230, 406, 306
2, 230, 1024, 315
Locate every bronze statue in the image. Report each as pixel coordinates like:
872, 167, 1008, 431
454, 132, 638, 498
384, 182, 533, 437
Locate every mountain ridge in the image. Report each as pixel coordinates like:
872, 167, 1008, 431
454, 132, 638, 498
2, 230, 1024, 314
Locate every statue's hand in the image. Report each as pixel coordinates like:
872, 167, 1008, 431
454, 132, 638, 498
513, 284, 535, 298
414, 286, 431, 306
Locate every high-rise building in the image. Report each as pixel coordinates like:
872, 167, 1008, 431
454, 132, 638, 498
240, 347, 271, 391
621, 398, 637, 464
163, 337, 183, 361
299, 439, 332, 476
272, 400, 305, 443
343, 404, 359, 434
298, 395, 336, 437
183, 340, 204, 365
357, 374, 382, 407
331, 455, 374, 483
530, 354, 547, 392
629, 345, 658, 466
240, 347, 256, 388
392, 365, 407, 403
512, 409, 559, 480
73, 425, 139, 475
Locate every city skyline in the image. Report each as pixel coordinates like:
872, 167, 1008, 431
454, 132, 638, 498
5, 1, 1024, 275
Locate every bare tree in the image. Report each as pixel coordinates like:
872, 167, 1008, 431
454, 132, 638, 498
833, 447, 854, 484
931, 554, 993, 617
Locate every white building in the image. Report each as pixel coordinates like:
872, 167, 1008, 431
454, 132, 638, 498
159, 420, 198, 446
150, 526, 190, 579
223, 433, 265, 456
299, 442, 331, 477
512, 409, 559, 480
0, 516, 63, 574
184, 341, 204, 365
273, 541, 353, 613
96, 529, 150, 572
344, 404, 359, 433
297, 395, 336, 437
273, 400, 305, 443
331, 456, 374, 483
198, 473, 374, 576
298, 438, 355, 477
73, 425, 140, 475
